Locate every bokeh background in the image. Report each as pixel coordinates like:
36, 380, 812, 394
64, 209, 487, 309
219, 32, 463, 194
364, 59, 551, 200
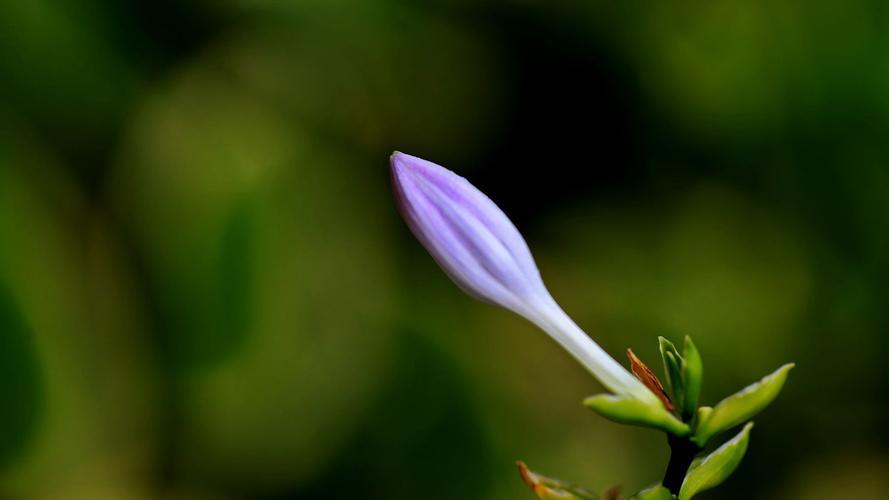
1, 1, 888, 499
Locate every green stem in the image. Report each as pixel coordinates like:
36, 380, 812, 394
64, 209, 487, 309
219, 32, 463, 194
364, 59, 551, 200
662, 434, 701, 496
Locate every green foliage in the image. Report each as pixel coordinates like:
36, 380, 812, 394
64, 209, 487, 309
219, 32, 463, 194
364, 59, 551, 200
657, 336, 703, 420
583, 394, 689, 436
679, 423, 753, 500
693, 364, 794, 446
570, 340, 791, 500
658, 337, 684, 410
680, 337, 703, 417
630, 485, 675, 500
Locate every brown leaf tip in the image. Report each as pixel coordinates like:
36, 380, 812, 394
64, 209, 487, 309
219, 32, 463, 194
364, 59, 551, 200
517, 461, 550, 498
627, 348, 675, 412
517, 461, 536, 489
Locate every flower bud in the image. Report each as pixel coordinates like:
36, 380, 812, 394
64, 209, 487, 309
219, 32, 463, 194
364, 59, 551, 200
390, 152, 659, 405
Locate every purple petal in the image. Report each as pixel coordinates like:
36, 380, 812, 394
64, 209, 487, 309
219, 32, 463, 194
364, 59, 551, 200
391, 152, 548, 316
390, 152, 661, 405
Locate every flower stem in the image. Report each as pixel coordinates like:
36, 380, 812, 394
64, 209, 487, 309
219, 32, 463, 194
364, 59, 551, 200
662, 434, 701, 496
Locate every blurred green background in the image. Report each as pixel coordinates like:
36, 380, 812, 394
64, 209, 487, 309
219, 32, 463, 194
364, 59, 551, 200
1, 1, 888, 499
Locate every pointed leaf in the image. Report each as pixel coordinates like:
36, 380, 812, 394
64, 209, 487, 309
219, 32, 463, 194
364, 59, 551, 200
693, 363, 793, 446
663, 351, 683, 410
630, 485, 675, 500
681, 336, 703, 418
679, 423, 753, 500
584, 394, 690, 436
658, 337, 684, 408
518, 461, 599, 499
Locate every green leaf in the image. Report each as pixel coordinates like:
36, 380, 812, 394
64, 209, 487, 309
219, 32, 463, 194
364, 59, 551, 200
695, 406, 713, 426
679, 423, 753, 500
693, 363, 793, 446
659, 335, 704, 418
664, 352, 683, 410
658, 337, 684, 409
583, 394, 690, 436
518, 462, 599, 499
630, 485, 676, 500
681, 336, 703, 418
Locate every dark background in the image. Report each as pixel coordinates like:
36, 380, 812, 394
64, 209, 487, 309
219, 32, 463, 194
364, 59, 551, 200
1, 1, 887, 499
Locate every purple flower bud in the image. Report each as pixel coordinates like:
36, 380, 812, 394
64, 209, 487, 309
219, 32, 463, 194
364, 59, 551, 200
390, 152, 660, 404
391, 152, 547, 316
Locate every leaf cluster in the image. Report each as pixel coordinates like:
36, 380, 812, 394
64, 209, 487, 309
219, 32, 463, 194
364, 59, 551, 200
522, 336, 793, 500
